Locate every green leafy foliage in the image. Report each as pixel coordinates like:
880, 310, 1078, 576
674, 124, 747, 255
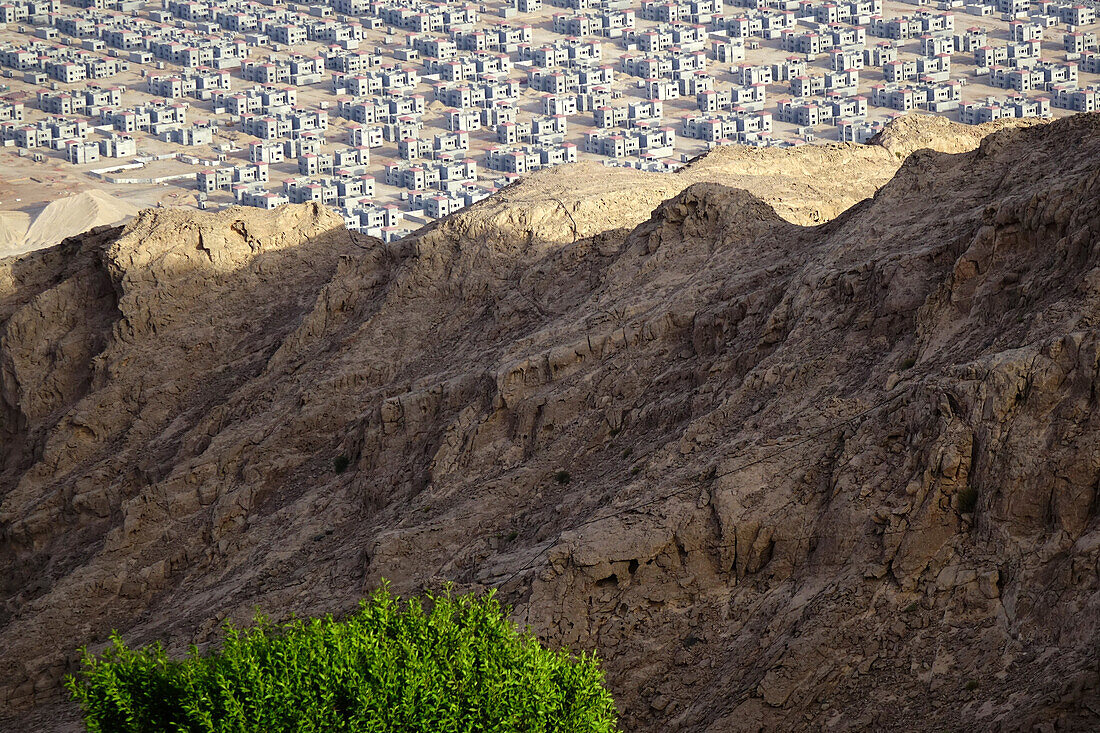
66, 586, 618, 733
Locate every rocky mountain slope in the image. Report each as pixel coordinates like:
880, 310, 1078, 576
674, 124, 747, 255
2, 112, 1099, 730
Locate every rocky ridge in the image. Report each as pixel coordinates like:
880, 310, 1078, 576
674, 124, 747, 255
1, 112, 1098, 730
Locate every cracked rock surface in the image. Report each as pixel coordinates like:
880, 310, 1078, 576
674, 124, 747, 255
2, 113, 1098, 731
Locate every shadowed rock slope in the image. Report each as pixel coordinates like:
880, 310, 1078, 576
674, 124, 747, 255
2, 113, 1099, 730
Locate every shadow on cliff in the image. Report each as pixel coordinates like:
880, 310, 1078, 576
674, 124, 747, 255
0, 211, 362, 640
3, 114, 1100, 732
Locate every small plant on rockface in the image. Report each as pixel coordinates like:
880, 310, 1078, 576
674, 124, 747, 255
957, 486, 979, 514
630, 465, 642, 476
333, 454, 350, 473
555, 470, 572, 485
66, 585, 619, 733
621, 447, 633, 460
965, 679, 980, 692
899, 357, 916, 371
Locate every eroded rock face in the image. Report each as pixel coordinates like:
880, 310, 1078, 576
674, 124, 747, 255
2, 114, 1099, 731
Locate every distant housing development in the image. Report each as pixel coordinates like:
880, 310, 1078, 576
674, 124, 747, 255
0, 0, 1097, 239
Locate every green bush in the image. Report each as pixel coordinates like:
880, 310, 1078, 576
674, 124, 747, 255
67, 586, 618, 733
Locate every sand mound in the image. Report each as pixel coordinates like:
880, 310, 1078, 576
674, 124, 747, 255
0, 210, 31, 258
14, 189, 139, 255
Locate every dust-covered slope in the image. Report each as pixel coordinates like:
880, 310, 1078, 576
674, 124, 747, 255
2, 113, 1100, 731
0, 190, 140, 259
